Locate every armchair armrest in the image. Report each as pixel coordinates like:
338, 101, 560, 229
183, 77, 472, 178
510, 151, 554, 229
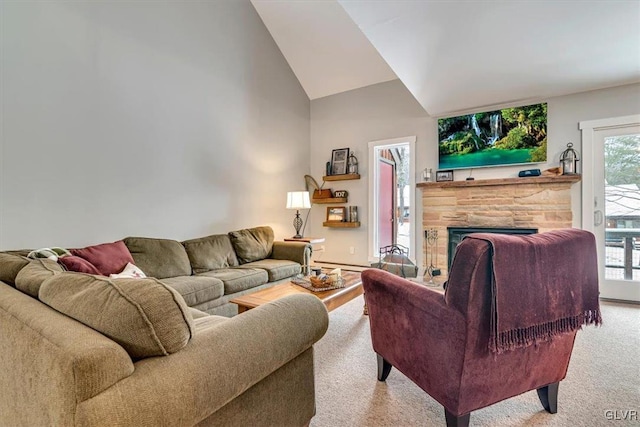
271, 241, 311, 266
76, 293, 329, 426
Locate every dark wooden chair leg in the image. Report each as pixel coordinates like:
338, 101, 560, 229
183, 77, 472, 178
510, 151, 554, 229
376, 354, 392, 381
537, 381, 559, 414
444, 409, 470, 427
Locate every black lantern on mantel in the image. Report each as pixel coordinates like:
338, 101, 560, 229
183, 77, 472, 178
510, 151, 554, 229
560, 142, 580, 175
347, 152, 359, 175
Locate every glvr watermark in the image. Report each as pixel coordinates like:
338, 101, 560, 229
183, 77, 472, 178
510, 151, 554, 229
604, 410, 638, 421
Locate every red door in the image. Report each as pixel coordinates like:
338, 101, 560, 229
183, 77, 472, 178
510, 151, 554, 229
378, 159, 395, 249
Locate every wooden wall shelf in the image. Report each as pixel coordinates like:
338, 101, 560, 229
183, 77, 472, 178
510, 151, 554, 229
323, 221, 361, 228
416, 174, 581, 189
323, 174, 360, 182
312, 197, 348, 204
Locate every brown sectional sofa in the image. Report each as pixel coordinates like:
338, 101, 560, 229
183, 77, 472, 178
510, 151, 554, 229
0, 226, 328, 426
121, 226, 312, 316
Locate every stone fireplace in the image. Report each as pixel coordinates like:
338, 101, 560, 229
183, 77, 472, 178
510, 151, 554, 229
418, 175, 581, 278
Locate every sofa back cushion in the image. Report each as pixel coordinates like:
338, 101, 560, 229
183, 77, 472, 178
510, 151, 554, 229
39, 273, 195, 359
123, 237, 191, 279
0, 252, 30, 287
182, 234, 239, 273
228, 226, 274, 264
15, 259, 63, 297
71, 240, 135, 276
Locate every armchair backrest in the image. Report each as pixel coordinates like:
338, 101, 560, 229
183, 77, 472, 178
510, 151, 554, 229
444, 235, 493, 318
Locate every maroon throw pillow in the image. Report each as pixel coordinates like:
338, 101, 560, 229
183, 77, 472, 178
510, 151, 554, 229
58, 255, 102, 275
71, 240, 135, 276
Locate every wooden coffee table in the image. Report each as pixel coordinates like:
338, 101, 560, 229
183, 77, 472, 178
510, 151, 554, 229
231, 271, 363, 313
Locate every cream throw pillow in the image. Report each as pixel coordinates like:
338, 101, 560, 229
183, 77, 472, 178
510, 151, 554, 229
110, 262, 146, 279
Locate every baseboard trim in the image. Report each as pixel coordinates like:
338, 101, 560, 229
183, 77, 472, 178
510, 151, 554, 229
313, 261, 370, 272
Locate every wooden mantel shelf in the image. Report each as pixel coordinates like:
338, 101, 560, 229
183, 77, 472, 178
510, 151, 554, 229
416, 174, 581, 189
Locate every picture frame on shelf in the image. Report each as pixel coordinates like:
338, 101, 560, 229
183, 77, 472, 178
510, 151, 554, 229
331, 148, 349, 175
333, 190, 348, 198
436, 169, 454, 182
326, 206, 347, 222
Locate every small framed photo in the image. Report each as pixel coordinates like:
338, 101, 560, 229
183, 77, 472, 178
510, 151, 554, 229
436, 169, 454, 182
331, 148, 349, 175
333, 190, 348, 198
326, 206, 347, 222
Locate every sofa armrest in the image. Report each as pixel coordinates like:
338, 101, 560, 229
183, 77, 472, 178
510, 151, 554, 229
270, 241, 311, 266
76, 293, 329, 426
0, 284, 134, 426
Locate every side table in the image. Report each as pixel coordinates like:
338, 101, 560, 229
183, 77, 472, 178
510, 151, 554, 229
283, 237, 325, 244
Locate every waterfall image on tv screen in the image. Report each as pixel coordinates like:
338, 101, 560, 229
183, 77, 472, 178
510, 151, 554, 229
438, 102, 547, 170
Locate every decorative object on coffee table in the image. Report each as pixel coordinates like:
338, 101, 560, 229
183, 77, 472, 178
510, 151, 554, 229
286, 191, 311, 238
307, 268, 343, 290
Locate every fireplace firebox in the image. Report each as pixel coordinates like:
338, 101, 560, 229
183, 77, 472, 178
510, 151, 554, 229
447, 227, 538, 269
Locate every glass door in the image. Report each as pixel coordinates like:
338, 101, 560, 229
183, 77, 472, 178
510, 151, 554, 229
582, 116, 640, 301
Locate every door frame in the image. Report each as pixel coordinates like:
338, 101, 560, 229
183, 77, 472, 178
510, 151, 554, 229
367, 136, 416, 263
580, 114, 640, 301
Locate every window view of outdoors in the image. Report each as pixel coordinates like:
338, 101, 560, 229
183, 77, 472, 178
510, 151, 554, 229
604, 134, 640, 281
395, 147, 411, 251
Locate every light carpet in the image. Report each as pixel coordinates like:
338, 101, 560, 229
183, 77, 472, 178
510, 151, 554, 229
311, 296, 639, 426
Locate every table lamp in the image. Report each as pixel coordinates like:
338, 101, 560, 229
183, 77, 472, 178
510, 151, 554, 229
286, 191, 311, 238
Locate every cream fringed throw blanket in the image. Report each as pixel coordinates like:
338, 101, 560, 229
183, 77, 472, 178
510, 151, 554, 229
465, 229, 602, 354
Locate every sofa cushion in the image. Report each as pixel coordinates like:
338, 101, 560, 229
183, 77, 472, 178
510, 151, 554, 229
14, 259, 63, 297
198, 268, 268, 294
39, 273, 195, 359
124, 237, 192, 279
182, 234, 239, 273
0, 252, 30, 286
240, 259, 301, 282
228, 226, 274, 264
58, 255, 102, 275
160, 275, 224, 307
71, 241, 135, 276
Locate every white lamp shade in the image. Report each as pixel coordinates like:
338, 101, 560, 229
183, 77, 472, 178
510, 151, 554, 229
286, 191, 311, 209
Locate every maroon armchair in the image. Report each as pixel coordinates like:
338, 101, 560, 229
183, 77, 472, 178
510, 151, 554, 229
362, 229, 601, 427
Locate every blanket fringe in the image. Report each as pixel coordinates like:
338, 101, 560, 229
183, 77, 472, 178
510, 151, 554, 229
491, 309, 602, 354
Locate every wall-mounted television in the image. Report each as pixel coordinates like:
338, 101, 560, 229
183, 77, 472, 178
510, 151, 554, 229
438, 102, 547, 170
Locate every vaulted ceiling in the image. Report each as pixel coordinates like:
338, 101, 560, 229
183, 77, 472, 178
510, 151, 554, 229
251, 0, 640, 117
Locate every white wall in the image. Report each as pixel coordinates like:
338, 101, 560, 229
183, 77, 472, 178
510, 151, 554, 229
0, 1, 309, 250
548, 83, 640, 226
310, 80, 640, 267
310, 80, 431, 266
